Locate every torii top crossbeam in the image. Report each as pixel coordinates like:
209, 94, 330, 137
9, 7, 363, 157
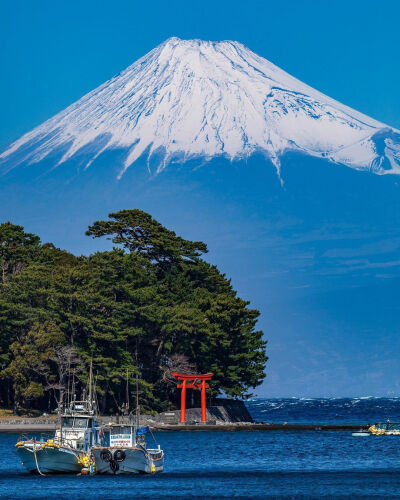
172, 372, 214, 423
172, 373, 213, 382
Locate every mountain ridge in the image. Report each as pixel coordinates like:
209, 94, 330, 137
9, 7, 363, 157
1, 39, 400, 396
1, 37, 400, 179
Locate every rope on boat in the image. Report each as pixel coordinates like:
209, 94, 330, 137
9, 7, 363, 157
149, 428, 158, 447
19, 440, 47, 476
33, 448, 46, 476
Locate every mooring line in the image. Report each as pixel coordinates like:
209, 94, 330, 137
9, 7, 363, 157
33, 448, 46, 476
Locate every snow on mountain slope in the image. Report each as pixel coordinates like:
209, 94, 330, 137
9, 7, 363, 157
1, 37, 400, 177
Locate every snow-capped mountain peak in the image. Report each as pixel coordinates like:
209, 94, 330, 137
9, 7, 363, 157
1, 37, 400, 177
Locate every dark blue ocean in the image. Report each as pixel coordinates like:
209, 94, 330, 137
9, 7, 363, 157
3, 398, 400, 499
246, 397, 400, 425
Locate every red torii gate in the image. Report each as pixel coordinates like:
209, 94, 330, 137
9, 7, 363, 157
172, 372, 214, 423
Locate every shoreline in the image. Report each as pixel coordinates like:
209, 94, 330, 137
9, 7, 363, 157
0, 422, 369, 433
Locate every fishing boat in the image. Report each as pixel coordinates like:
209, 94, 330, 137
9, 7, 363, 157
351, 429, 370, 437
16, 362, 101, 474
369, 421, 400, 436
92, 422, 164, 474
92, 367, 164, 474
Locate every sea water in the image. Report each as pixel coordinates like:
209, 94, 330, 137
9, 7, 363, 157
2, 398, 400, 498
246, 397, 400, 425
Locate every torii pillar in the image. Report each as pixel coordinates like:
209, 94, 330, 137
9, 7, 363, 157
172, 372, 214, 423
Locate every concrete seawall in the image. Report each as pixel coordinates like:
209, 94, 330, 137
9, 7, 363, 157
149, 399, 254, 425
0, 399, 369, 432
0, 422, 369, 433
153, 423, 369, 431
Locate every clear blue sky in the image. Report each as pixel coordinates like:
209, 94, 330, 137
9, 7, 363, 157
1, 0, 400, 398
1, 0, 400, 149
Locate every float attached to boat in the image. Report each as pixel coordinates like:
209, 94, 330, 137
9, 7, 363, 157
16, 362, 100, 474
92, 423, 164, 474
16, 400, 101, 474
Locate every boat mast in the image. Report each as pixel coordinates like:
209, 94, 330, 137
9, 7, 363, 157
125, 368, 129, 414
58, 390, 63, 445
135, 339, 140, 429
88, 359, 93, 413
135, 372, 139, 428
72, 369, 76, 407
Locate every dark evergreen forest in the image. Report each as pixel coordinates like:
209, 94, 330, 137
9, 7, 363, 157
0, 209, 267, 414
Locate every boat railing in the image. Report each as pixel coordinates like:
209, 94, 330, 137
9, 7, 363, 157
40, 432, 54, 442
51, 434, 83, 449
146, 449, 164, 460
375, 422, 400, 431
17, 432, 51, 443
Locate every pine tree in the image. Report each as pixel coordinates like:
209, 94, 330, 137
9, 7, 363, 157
0, 210, 267, 413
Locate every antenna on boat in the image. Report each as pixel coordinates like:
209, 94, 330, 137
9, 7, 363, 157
88, 358, 93, 414
135, 338, 140, 429
93, 372, 100, 416
72, 369, 76, 407
58, 389, 63, 445
66, 356, 71, 410
135, 372, 139, 428
125, 368, 129, 414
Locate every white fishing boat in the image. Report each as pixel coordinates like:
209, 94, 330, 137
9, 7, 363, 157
16, 362, 101, 474
351, 429, 370, 437
92, 423, 164, 474
92, 367, 164, 474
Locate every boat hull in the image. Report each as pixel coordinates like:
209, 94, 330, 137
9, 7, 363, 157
92, 447, 164, 474
17, 444, 84, 474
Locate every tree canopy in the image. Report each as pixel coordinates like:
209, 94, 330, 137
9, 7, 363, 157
86, 209, 207, 265
0, 222, 40, 284
0, 210, 267, 414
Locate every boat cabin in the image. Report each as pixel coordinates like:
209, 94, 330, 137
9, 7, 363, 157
101, 425, 136, 448
54, 399, 101, 452
62, 416, 94, 428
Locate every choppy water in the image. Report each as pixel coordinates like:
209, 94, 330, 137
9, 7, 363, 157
247, 397, 400, 425
3, 398, 400, 498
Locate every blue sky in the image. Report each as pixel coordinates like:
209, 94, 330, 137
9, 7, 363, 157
1, 0, 400, 149
1, 0, 400, 398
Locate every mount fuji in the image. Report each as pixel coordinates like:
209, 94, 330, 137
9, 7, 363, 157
1, 38, 400, 397
1, 37, 400, 177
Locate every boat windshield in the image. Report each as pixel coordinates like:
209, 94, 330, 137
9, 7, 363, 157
63, 417, 91, 428
110, 425, 132, 435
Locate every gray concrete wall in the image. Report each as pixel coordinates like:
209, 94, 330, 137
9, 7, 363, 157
149, 399, 253, 424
